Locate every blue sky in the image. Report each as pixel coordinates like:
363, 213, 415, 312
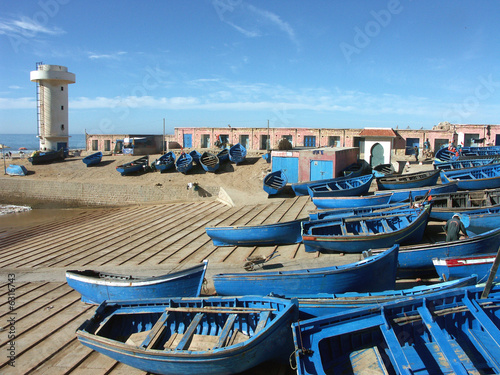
1, 1, 500, 135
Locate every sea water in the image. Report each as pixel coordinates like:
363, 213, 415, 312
0, 133, 86, 156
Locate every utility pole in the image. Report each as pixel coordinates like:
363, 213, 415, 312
163, 118, 165, 154
267, 119, 270, 151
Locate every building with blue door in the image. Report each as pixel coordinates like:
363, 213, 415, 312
271, 147, 358, 183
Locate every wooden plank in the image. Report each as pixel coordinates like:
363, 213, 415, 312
142, 311, 170, 349
175, 313, 204, 350
254, 311, 271, 334
214, 313, 237, 349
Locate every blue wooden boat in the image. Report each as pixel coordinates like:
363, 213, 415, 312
435, 145, 500, 162
428, 188, 500, 221
374, 181, 459, 202
76, 296, 298, 375
341, 161, 371, 177
65, 261, 208, 304
296, 275, 477, 318
307, 174, 374, 198
311, 192, 392, 209
213, 244, 398, 296
28, 148, 65, 164
217, 148, 229, 163
199, 151, 219, 172
263, 170, 287, 195
433, 253, 498, 283
291, 175, 354, 196
116, 155, 149, 175
309, 202, 411, 220
228, 143, 247, 164
189, 150, 201, 164
376, 169, 440, 190
369, 226, 500, 278
5, 164, 28, 176
291, 284, 500, 375
302, 205, 431, 253
372, 163, 396, 178
82, 151, 102, 167
175, 152, 193, 174
440, 163, 500, 190
433, 158, 493, 170
205, 219, 306, 246
463, 206, 500, 234
153, 151, 176, 172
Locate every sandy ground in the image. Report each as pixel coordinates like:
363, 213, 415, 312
4, 150, 278, 206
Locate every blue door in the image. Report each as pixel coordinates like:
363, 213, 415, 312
304, 136, 316, 147
272, 157, 299, 183
310, 160, 333, 180
183, 134, 192, 148
405, 138, 419, 155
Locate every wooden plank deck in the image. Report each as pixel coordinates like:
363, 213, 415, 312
1, 196, 368, 374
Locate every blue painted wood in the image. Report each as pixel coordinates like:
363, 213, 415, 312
369, 227, 500, 278
435, 145, 500, 162
263, 170, 287, 195
205, 219, 306, 246
6, 164, 28, 176
372, 163, 395, 178
433, 158, 493, 170
440, 163, 500, 190
116, 156, 149, 175
213, 245, 399, 296
307, 174, 374, 198
153, 152, 176, 172
308, 202, 411, 220
341, 161, 371, 177
183, 133, 192, 148
375, 181, 459, 202
291, 174, 355, 196
216, 148, 229, 162
311, 192, 392, 209
462, 206, 500, 233
302, 205, 431, 253
433, 253, 499, 283
272, 156, 299, 183
228, 143, 247, 164
292, 285, 500, 375
189, 150, 201, 164
310, 160, 333, 181
376, 169, 440, 190
427, 188, 500, 221
76, 296, 298, 375
175, 152, 193, 174
296, 276, 478, 318
82, 151, 102, 167
66, 261, 208, 304
199, 152, 219, 172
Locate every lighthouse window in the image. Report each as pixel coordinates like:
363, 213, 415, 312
61, 105, 64, 110
61, 86, 64, 91
61, 124, 65, 130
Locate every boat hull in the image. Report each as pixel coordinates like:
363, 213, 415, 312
213, 245, 398, 296
263, 170, 287, 195
302, 206, 430, 253
76, 296, 298, 375
205, 219, 305, 246
6, 164, 28, 176
82, 152, 103, 167
307, 174, 374, 198
311, 193, 392, 209
200, 152, 219, 172
228, 143, 247, 164
433, 253, 498, 283
440, 164, 500, 190
376, 169, 440, 190
66, 261, 207, 304
376, 181, 459, 203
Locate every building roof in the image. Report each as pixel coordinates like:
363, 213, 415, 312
358, 128, 398, 137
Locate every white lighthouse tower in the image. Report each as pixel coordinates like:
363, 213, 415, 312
30, 63, 76, 152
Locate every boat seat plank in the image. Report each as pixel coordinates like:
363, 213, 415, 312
417, 304, 470, 375
254, 311, 271, 334
214, 313, 238, 349
350, 346, 390, 375
175, 312, 204, 351
379, 319, 413, 374
142, 311, 170, 349
359, 221, 369, 234
380, 219, 392, 233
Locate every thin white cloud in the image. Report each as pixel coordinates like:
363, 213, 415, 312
0, 16, 65, 37
246, 4, 298, 45
88, 51, 127, 60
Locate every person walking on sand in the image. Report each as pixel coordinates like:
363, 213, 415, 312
444, 214, 468, 242
413, 146, 419, 162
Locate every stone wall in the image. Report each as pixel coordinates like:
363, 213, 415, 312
0, 178, 233, 208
